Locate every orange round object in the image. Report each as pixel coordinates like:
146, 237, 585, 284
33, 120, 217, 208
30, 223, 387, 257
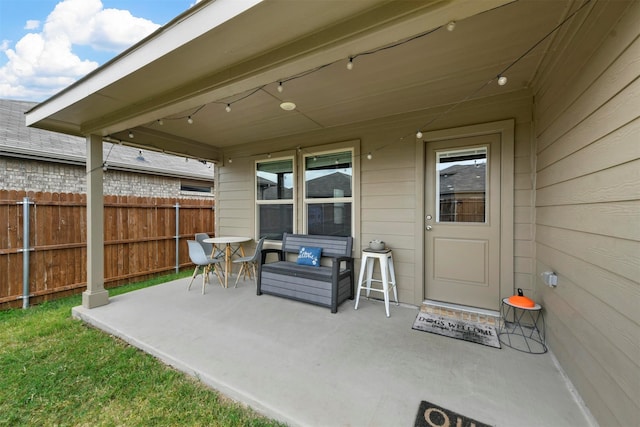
508, 288, 535, 308
508, 295, 535, 308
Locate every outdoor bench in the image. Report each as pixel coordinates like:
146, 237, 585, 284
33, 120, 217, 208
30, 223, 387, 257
257, 233, 354, 313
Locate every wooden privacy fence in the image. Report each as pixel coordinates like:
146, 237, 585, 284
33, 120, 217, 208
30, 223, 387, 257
0, 190, 215, 309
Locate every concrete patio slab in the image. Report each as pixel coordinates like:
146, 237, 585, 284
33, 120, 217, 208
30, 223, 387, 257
72, 277, 595, 427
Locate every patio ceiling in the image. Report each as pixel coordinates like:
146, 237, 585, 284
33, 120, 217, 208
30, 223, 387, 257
26, 0, 575, 162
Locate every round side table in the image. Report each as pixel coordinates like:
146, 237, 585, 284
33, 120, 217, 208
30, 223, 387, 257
498, 298, 547, 354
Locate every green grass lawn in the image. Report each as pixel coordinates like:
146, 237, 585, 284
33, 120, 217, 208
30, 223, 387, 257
0, 273, 286, 427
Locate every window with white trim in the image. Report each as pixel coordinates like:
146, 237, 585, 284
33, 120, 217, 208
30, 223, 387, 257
256, 157, 294, 240
304, 150, 353, 236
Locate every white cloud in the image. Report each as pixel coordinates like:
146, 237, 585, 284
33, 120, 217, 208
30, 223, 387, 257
24, 20, 40, 31
89, 8, 160, 52
0, 0, 161, 101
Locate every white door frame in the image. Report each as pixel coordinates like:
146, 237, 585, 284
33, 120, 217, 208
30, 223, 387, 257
414, 119, 514, 306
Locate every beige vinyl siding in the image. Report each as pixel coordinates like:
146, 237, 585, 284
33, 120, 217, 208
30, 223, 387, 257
219, 89, 535, 306
532, 1, 640, 426
216, 165, 256, 239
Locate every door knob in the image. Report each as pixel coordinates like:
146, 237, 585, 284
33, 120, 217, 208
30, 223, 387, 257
426, 225, 433, 231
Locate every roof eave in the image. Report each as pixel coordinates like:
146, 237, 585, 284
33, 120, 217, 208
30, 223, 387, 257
25, 0, 263, 130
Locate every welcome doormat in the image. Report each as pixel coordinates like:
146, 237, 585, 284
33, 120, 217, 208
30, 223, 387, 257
412, 311, 501, 349
414, 400, 493, 427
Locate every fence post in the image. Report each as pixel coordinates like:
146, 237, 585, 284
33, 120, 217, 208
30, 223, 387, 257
175, 203, 180, 273
19, 197, 33, 309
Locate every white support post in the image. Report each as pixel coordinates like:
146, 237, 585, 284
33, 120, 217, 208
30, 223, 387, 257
82, 134, 109, 308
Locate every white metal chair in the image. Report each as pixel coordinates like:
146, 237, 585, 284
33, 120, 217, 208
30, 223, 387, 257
187, 240, 223, 294
232, 237, 266, 287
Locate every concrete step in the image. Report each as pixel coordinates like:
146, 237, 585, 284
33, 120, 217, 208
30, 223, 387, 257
420, 300, 500, 326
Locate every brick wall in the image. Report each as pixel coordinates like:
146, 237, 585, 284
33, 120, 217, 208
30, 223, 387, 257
0, 157, 213, 199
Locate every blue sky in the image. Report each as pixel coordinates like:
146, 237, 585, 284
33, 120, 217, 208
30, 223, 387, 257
0, 0, 196, 101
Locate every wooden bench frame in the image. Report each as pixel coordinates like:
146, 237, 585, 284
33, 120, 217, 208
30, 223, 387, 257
257, 233, 354, 313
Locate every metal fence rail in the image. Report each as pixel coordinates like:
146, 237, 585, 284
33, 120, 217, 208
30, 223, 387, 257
0, 190, 215, 309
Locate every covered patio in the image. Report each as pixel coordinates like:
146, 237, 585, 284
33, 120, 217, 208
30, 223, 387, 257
72, 277, 593, 427
28, 0, 639, 424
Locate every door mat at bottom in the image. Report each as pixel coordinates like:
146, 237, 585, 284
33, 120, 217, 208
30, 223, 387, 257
414, 400, 493, 427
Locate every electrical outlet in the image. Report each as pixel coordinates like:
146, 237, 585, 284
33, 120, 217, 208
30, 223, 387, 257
541, 271, 558, 287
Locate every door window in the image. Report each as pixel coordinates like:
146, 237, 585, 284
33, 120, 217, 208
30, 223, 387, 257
436, 147, 487, 223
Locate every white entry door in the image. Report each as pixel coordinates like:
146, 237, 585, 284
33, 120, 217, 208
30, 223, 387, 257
424, 134, 501, 310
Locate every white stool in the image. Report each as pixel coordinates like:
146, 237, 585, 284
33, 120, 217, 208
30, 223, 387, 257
354, 248, 398, 317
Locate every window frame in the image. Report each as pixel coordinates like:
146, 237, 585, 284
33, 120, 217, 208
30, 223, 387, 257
302, 148, 354, 236
255, 155, 296, 241
252, 140, 359, 242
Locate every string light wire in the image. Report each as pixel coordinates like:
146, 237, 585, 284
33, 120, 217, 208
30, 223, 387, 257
143, 0, 591, 163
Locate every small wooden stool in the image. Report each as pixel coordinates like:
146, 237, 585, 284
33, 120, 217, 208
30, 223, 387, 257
354, 248, 398, 317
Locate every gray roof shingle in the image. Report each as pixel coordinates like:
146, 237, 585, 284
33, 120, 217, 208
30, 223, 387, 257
0, 99, 213, 181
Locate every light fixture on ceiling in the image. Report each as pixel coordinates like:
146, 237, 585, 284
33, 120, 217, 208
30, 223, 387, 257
280, 101, 296, 111
498, 75, 508, 86
446, 21, 456, 31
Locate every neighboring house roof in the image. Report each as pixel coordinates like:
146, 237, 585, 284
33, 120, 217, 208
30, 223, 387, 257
440, 163, 486, 194
306, 172, 352, 198
0, 99, 213, 181
259, 171, 352, 200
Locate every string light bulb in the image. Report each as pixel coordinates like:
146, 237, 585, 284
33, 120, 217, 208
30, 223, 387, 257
187, 116, 193, 124
128, 131, 134, 138
277, 82, 283, 93
347, 57, 354, 70
498, 75, 508, 86
228, 158, 233, 164
367, 152, 372, 160
416, 130, 423, 139
225, 104, 232, 113
102, 162, 108, 171
446, 21, 456, 32
157, 119, 163, 125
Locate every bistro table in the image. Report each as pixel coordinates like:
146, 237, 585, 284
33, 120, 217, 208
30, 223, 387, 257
203, 236, 252, 288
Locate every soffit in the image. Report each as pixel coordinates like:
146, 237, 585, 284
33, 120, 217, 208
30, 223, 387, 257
26, 0, 576, 161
